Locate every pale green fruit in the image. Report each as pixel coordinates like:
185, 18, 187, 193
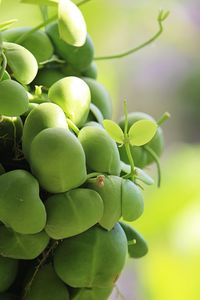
0, 170, 46, 234
48, 76, 91, 127
0, 226, 49, 260
54, 223, 127, 288
22, 102, 68, 160
0, 80, 28, 117
24, 264, 69, 300
2, 27, 54, 64
78, 126, 121, 176
30, 128, 87, 193
83, 78, 112, 119
3, 42, 38, 84
87, 176, 122, 231
58, 0, 87, 47
0, 256, 18, 292
121, 179, 144, 221
45, 188, 103, 239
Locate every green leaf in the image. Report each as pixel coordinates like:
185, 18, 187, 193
135, 167, 154, 185
103, 119, 124, 143
0, 19, 18, 32
129, 119, 157, 146
58, 0, 87, 46
21, 0, 58, 5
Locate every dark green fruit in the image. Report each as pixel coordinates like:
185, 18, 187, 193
54, 223, 127, 288
0, 80, 29, 117
30, 128, 87, 193
33, 68, 64, 89
22, 102, 68, 160
3, 42, 38, 84
46, 22, 94, 71
0, 115, 23, 162
119, 222, 148, 258
0, 226, 49, 260
119, 112, 164, 168
78, 126, 121, 175
82, 62, 97, 79
71, 287, 113, 300
0, 256, 18, 292
48, 76, 91, 127
45, 188, 103, 239
0, 170, 46, 234
2, 27, 54, 63
83, 78, 112, 119
24, 264, 69, 300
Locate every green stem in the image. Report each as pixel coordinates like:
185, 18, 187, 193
77, 0, 92, 6
157, 112, 170, 126
144, 145, 161, 187
0, 52, 7, 81
94, 10, 169, 61
15, 14, 57, 44
66, 118, 80, 135
124, 142, 135, 180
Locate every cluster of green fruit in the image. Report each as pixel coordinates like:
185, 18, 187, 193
0, 0, 168, 299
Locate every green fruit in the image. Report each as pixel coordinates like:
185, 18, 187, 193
83, 78, 112, 119
45, 188, 103, 239
82, 62, 97, 79
22, 102, 68, 160
119, 222, 148, 258
21, 103, 39, 122
48, 76, 91, 127
0, 115, 23, 162
3, 42, 38, 84
33, 68, 64, 89
54, 223, 127, 288
0, 256, 18, 292
30, 128, 87, 193
87, 176, 122, 230
24, 264, 69, 300
46, 22, 94, 71
0, 170, 46, 234
2, 27, 54, 64
71, 287, 113, 300
58, 0, 87, 47
0, 226, 49, 260
0, 70, 10, 81
121, 179, 144, 221
78, 126, 121, 176
119, 112, 164, 168
0, 80, 29, 117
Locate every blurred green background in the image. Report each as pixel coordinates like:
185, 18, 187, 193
1, 0, 200, 299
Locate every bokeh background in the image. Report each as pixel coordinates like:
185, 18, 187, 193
1, 0, 200, 299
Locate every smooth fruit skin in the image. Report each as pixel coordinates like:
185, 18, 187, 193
0, 256, 18, 293
83, 78, 112, 119
22, 102, 68, 160
87, 176, 122, 230
2, 27, 54, 64
119, 112, 164, 168
33, 68, 65, 89
0, 226, 49, 260
82, 62, 98, 79
24, 264, 69, 300
0, 80, 29, 117
119, 222, 148, 258
0, 170, 46, 234
78, 126, 121, 176
30, 128, 87, 193
3, 42, 38, 84
45, 188, 104, 239
46, 22, 93, 71
48, 76, 91, 127
54, 223, 127, 288
58, 0, 87, 47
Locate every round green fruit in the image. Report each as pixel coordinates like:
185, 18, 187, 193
54, 223, 127, 288
0, 256, 18, 293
